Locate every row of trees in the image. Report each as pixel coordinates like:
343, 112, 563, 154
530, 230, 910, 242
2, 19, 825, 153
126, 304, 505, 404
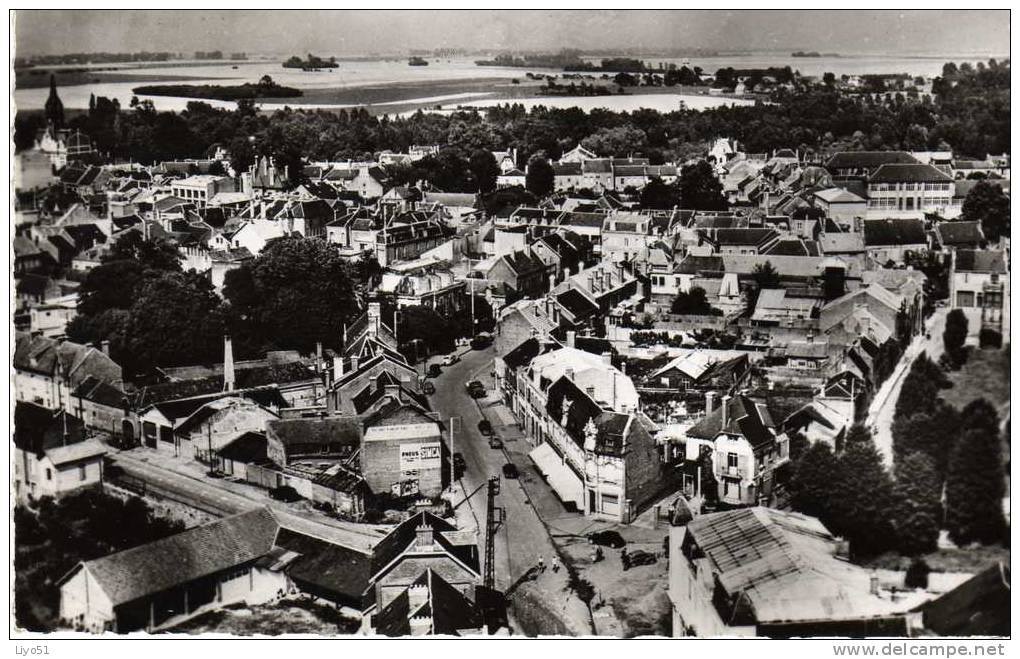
15, 60, 1008, 179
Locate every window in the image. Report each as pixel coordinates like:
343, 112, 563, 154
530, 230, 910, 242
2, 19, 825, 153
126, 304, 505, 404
79, 464, 87, 481
956, 291, 975, 308
727, 453, 739, 469
46, 468, 52, 481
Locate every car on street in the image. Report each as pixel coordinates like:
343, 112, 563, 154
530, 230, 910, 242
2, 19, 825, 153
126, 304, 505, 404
427, 364, 442, 378
477, 419, 493, 435
488, 436, 503, 449
466, 380, 486, 398
442, 353, 460, 366
622, 549, 657, 570
470, 333, 493, 350
587, 530, 626, 548
421, 381, 435, 395
502, 462, 519, 479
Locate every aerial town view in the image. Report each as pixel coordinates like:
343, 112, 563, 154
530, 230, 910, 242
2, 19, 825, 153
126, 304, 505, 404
9, 8, 1011, 644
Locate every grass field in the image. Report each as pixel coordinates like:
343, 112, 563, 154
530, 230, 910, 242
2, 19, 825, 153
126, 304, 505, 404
169, 598, 360, 636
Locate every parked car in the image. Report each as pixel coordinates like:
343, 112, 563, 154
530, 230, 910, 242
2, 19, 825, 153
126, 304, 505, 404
622, 549, 657, 570
488, 436, 503, 449
269, 485, 301, 502
502, 462, 519, 479
427, 364, 442, 378
421, 381, 435, 395
442, 353, 460, 366
470, 333, 493, 350
588, 530, 626, 549
477, 419, 493, 436
466, 380, 486, 398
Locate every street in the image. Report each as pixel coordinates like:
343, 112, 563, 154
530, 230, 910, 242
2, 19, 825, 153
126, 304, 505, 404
866, 308, 947, 467
426, 345, 595, 635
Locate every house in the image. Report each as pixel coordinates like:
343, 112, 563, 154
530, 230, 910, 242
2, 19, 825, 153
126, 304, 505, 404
701, 228, 781, 255
600, 212, 652, 263
69, 375, 132, 435
365, 511, 481, 615
916, 563, 1010, 637
482, 248, 548, 300
265, 415, 362, 467
13, 402, 106, 504
57, 507, 373, 633
378, 258, 467, 316
668, 507, 915, 638
949, 249, 1010, 342
552, 162, 583, 191
558, 145, 599, 164
813, 187, 867, 223
173, 396, 280, 463
934, 220, 984, 251
862, 218, 929, 265
819, 284, 907, 348
531, 377, 663, 522
13, 332, 123, 411
683, 394, 789, 506
495, 168, 526, 189
751, 289, 820, 325
783, 397, 855, 449
170, 175, 236, 208
645, 351, 751, 394
361, 397, 445, 498
865, 164, 956, 219
373, 568, 485, 636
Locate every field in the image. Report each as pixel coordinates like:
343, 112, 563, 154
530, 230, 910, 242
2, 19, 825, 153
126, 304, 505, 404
132, 83, 302, 101
168, 598, 361, 636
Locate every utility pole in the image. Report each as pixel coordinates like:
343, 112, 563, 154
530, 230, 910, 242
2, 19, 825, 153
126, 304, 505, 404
448, 416, 460, 489
484, 476, 504, 590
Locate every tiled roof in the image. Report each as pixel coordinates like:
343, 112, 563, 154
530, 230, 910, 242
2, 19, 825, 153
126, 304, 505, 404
936, 221, 984, 246
869, 163, 952, 184
686, 394, 775, 448
824, 151, 918, 171
954, 249, 1006, 274
555, 288, 599, 318
863, 218, 927, 247
266, 416, 362, 448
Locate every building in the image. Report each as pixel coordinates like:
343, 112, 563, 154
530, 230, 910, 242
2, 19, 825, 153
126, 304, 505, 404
934, 220, 984, 251
668, 507, 914, 638
682, 394, 789, 506
862, 218, 929, 265
377, 258, 467, 316
949, 249, 1010, 342
813, 187, 867, 223
13, 332, 123, 411
482, 248, 549, 300
169, 175, 237, 208
13, 402, 106, 504
360, 392, 444, 498
373, 568, 485, 636
57, 507, 372, 633
865, 164, 956, 219
265, 415, 362, 467
824, 151, 919, 178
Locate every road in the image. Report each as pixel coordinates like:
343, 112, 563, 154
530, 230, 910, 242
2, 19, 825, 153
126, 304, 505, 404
109, 450, 383, 551
867, 308, 947, 467
426, 346, 595, 635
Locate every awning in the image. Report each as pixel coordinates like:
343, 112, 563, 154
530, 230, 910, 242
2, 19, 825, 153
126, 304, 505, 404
529, 442, 584, 509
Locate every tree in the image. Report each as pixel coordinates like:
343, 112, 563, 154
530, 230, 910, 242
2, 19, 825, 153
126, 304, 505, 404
124, 270, 226, 374
223, 237, 358, 353
525, 153, 554, 197
669, 286, 720, 316
961, 180, 1010, 242
102, 231, 181, 271
830, 439, 898, 558
480, 185, 537, 217
580, 124, 648, 156
468, 149, 500, 194
943, 308, 969, 364
395, 305, 456, 356
945, 427, 1006, 545
788, 442, 839, 523
638, 177, 682, 210
678, 161, 727, 210
842, 423, 874, 451
822, 72, 836, 87
892, 451, 943, 555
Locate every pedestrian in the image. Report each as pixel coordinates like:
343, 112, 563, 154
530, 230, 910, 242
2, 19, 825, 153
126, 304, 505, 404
537, 555, 545, 572
552, 556, 560, 573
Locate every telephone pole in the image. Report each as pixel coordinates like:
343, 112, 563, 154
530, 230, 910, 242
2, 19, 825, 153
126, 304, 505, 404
484, 476, 504, 590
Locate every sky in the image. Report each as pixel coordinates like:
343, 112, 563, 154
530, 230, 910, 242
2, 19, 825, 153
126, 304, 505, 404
14, 10, 1010, 58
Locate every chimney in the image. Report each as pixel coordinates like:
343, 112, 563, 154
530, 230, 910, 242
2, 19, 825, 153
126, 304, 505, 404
869, 572, 880, 596
351, 356, 360, 373
720, 394, 731, 427
315, 341, 323, 372
406, 583, 430, 612
367, 302, 381, 336
223, 335, 235, 392
705, 391, 716, 414
384, 383, 402, 401
601, 351, 612, 365
603, 270, 612, 290
333, 356, 344, 382
566, 330, 576, 348
565, 368, 574, 381
415, 524, 434, 549
100, 340, 110, 356
548, 272, 556, 291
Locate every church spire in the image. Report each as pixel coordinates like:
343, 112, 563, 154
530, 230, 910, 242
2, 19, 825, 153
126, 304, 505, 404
45, 74, 64, 130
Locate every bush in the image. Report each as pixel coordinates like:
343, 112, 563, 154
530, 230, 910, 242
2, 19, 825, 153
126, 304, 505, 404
905, 558, 931, 589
